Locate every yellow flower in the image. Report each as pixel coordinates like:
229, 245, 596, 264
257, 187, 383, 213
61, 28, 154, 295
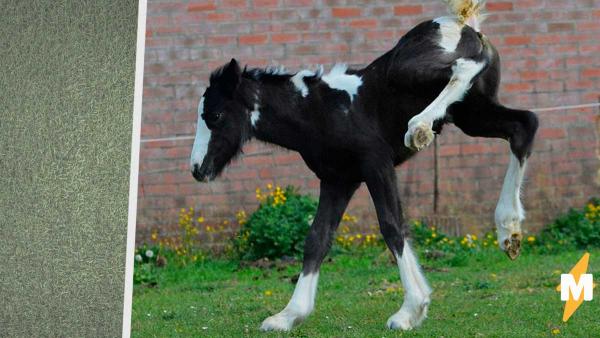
471, 235, 477, 241
552, 328, 560, 335
197, 217, 205, 223
527, 236, 535, 243
431, 233, 437, 238
356, 234, 362, 239
267, 183, 273, 190
264, 290, 273, 296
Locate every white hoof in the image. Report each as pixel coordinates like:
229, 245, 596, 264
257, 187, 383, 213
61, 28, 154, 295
387, 310, 414, 330
387, 298, 430, 331
404, 121, 434, 151
260, 310, 304, 332
495, 206, 525, 260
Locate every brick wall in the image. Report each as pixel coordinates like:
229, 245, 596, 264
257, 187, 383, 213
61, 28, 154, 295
138, 0, 600, 244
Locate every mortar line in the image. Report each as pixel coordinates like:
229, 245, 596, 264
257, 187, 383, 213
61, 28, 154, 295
140, 102, 600, 144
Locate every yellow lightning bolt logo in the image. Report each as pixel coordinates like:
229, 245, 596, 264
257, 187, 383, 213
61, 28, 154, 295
556, 252, 595, 322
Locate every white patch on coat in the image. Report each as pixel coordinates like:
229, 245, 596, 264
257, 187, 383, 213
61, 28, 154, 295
387, 242, 432, 330
251, 103, 261, 127
433, 17, 463, 53
322, 64, 362, 103
405, 58, 484, 148
260, 273, 319, 331
291, 70, 316, 97
495, 154, 526, 249
190, 97, 211, 170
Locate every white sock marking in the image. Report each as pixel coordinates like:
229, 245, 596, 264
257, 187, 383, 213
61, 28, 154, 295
190, 97, 211, 170
495, 154, 526, 247
261, 272, 319, 331
388, 242, 432, 330
406, 58, 484, 130
322, 64, 362, 103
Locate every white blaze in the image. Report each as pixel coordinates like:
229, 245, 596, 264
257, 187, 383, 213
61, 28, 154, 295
190, 96, 211, 170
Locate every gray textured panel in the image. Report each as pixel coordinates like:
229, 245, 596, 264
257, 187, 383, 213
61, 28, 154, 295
0, 1, 137, 337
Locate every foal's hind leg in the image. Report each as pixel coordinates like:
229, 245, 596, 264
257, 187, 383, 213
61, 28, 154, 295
260, 181, 358, 332
451, 96, 538, 259
404, 58, 486, 151
365, 163, 432, 330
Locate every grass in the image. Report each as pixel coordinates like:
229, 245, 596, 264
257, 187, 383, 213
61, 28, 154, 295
132, 249, 600, 337
1, 1, 136, 336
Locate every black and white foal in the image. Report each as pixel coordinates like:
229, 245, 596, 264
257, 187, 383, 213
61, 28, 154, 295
190, 0, 538, 331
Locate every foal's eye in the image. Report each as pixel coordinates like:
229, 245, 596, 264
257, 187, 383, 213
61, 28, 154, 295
202, 112, 224, 125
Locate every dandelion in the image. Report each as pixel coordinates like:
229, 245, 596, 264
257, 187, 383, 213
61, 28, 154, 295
552, 328, 560, 335
135, 254, 142, 262
145, 250, 154, 258
151, 231, 158, 241
264, 290, 273, 296
197, 216, 205, 223
527, 236, 535, 243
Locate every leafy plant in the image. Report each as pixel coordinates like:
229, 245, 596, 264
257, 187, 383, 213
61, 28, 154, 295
133, 245, 160, 285
534, 198, 600, 253
233, 185, 317, 260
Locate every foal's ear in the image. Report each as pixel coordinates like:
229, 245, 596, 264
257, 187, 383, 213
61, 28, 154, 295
220, 58, 242, 96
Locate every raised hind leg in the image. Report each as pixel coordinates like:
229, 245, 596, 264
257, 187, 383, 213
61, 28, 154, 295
450, 95, 539, 259
364, 162, 432, 330
404, 58, 486, 151
260, 180, 358, 331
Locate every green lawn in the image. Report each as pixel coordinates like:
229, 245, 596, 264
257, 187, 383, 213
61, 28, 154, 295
132, 249, 599, 337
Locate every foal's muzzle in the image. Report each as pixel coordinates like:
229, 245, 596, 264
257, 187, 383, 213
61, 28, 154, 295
191, 162, 214, 182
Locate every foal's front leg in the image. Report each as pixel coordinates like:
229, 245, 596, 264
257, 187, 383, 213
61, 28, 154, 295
365, 165, 432, 330
260, 181, 358, 332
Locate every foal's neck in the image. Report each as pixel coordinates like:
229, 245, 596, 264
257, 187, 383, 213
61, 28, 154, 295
248, 78, 307, 152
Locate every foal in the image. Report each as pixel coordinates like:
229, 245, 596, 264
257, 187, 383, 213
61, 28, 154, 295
190, 0, 538, 331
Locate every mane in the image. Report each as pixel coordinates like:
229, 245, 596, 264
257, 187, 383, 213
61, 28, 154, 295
242, 65, 325, 83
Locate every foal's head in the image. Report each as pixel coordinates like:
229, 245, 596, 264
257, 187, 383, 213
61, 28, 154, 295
190, 59, 253, 182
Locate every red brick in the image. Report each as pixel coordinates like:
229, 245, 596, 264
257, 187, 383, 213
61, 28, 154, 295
187, 2, 216, 12
487, 2, 513, 11
582, 68, 600, 78
349, 19, 378, 29
239, 34, 268, 45
332, 7, 361, 18
271, 33, 300, 43
394, 5, 422, 16
505, 36, 531, 45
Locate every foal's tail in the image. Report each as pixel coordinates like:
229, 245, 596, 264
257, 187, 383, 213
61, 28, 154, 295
443, 0, 485, 31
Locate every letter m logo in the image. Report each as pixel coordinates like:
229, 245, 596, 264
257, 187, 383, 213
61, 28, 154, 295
561, 274, 593, 301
